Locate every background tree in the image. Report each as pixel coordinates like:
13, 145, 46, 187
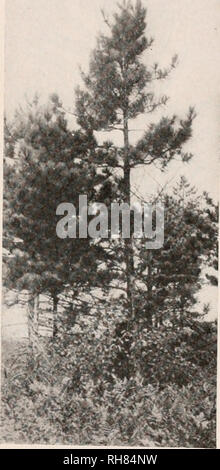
136, 177, 218, 327
113, 178, 218, 380
3, 94, 107, 334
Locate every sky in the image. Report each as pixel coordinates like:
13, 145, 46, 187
3, 0, 219, 319
5, 0, 220, 201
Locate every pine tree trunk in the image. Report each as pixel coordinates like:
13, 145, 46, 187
123, 113, 134, 320
147, 251, 153, 327
52, 294, 59, 337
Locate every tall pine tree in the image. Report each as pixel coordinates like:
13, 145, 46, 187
75, 0, 195, 320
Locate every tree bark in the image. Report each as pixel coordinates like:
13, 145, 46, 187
123, 113, 135, 320
147, 251, 153, 327
52, 294, 59, 337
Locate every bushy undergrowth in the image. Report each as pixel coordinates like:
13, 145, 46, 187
1, 370, 216, 447
1, 318, 217, 447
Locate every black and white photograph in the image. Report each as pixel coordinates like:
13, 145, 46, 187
1, 0, 219, 450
